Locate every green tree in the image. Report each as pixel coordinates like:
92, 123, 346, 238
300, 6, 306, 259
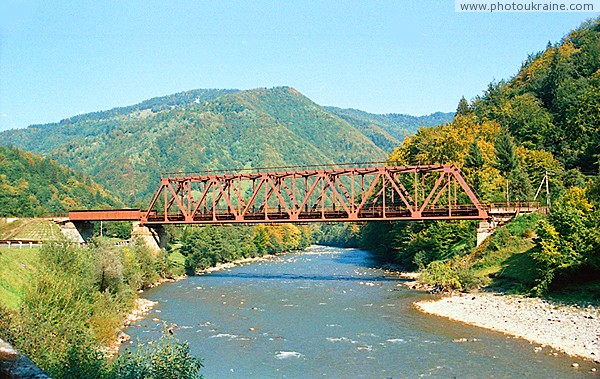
455, 96, 472, 117
533, 187, 598, 294
252, 226, 271, 255
507, 166, 533, 202
494, 132, 518, 203
90, 238, 124, 293
464, 140, 485, 192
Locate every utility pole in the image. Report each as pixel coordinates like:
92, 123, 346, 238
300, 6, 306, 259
534, 170, 551, 207
545, 170, 550, 207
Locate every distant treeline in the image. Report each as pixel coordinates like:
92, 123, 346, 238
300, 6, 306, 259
174, 224, 312, 275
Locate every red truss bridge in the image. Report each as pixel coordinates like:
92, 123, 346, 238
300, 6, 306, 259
70, 163, 489, 225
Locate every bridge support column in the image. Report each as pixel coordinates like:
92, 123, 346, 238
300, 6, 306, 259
476, 220, 496, 247
131, 223, 166, 251
60, 221, 93, 243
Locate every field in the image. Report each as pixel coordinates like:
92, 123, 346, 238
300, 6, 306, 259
0, 219, 61, 241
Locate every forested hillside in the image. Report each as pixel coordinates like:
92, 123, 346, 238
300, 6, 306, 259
358, 17, 600, 297
1, 87, 439, 205
0, 146, 121, 217
326, 107, 453, 149
473, 19, 600, 173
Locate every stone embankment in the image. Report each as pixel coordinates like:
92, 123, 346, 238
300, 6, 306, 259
0, 338, 50, 379
416, 293, 600, 363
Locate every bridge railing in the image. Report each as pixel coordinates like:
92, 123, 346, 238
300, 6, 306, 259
485, 201, 544, 210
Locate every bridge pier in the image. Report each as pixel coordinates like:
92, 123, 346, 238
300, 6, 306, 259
57, 217, 167, 251
131, 223, 166, 251
477, 220, 497, 247
59, 221, 93, 243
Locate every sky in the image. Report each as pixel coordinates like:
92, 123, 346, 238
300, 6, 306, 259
0, 1, 598, 131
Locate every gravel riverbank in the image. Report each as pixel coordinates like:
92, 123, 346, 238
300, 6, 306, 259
415, 293, 599, 362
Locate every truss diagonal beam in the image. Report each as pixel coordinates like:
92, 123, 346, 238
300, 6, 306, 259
140, 164, 488, 224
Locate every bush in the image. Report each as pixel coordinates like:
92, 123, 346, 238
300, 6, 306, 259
112, 335, 203, 379
532, 187, 599, 295
421, 258, 479, 291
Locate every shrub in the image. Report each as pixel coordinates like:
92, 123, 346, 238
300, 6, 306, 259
112, 335, 203, 379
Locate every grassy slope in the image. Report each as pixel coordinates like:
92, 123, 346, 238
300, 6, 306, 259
0, 219, 58, 310
422, 213, 599, 303
471, 215, 541, 291
0, 248, 39, 310
421, 214, 542, 292
0, 242, 186, 311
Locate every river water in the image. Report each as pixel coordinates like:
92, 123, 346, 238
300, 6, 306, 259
124, 246, 595, 378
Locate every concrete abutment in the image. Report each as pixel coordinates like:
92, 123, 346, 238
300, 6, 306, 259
131, 223, 166, 251
58, 220, 166, 252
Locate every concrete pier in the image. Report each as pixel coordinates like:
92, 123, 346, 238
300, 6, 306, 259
131, 222, 166, 251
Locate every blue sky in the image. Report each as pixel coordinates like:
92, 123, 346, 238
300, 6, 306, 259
0, 1, 597, 131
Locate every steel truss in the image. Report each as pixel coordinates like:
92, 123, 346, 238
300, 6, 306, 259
141, 163, 488, 225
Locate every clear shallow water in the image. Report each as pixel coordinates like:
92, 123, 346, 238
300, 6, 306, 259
124, 246, 596, 378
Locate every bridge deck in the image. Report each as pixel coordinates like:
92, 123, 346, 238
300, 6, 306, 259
69, 209, 142, 221
142, 207, 484, 224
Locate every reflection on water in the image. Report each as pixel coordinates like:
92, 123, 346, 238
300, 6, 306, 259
124, 246, 593, 378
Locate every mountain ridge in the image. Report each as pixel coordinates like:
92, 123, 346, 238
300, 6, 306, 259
0, 86, 453, 204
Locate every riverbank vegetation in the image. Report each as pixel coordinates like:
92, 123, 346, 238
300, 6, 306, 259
0, 222, 314, 377
0, 237, 202, 378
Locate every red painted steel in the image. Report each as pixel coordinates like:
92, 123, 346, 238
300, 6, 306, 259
69, 209, 142, 221
139, 163, 488, 225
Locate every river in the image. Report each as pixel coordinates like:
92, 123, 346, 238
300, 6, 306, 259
124, 246, 594, 378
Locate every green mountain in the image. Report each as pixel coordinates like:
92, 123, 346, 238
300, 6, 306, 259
326, 107, 454, 149
0, 145, 121, 217
1, 87, 450, 205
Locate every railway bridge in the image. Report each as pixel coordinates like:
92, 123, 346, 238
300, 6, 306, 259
65, 163, 546, 249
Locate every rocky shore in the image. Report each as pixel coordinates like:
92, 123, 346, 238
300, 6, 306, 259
415, 293, 600, 363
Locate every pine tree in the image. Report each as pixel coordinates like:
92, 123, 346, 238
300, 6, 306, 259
464, 140, 484, 169
464, 140, 485, 192
494, 132, 517, 203
455, 97, 472, 117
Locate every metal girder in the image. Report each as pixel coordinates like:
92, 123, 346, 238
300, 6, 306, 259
140, 163, 488, 225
